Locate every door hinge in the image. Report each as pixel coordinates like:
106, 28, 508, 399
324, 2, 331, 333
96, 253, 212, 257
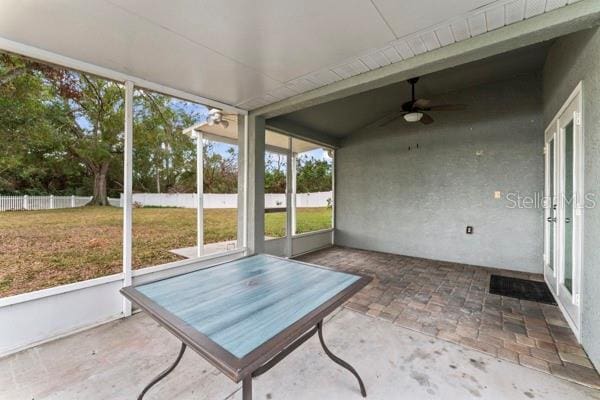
574, 112, 582, 126
574, 293, 581, 306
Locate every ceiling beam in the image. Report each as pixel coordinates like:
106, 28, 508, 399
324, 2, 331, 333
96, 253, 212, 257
266, 118, 341, 149
251, 0, 600, 119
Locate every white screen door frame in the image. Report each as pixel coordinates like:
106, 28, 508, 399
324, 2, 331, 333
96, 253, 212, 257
544, 82, 584, 339
543, 126, 558, 295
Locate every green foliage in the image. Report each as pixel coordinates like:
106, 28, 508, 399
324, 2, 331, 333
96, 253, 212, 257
131, 90, 197, 194
296, 156, 332, 193
263, 152, 332, 194
202, 143, 238, 193
0, 52, 125, 202
1, 51, 332, 200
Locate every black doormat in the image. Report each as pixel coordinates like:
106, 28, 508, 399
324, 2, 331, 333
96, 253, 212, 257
489, 275, 557, 305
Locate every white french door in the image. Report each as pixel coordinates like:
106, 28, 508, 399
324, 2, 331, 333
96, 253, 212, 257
544, 83, 583, 337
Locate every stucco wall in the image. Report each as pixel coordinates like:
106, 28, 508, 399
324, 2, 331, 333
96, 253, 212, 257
543, 27, 600, 369
335, 74, 544, 273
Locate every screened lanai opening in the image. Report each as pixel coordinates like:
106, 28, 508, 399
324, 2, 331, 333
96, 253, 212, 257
0, 49, 249, 359
0, 51, 126, 297
262, 129, 335, 258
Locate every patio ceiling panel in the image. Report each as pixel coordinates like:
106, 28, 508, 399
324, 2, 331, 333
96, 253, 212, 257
0, 0, 281, 106
107, 0, 395, 84
0, 0, 592, 113
371, 0, 494, 38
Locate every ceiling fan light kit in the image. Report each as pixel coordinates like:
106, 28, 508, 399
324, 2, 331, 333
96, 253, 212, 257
404, 112, 423, 122
374, 76, 466, 128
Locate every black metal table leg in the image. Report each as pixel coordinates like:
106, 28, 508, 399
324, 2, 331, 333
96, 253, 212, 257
137, 342, 187, 400
317, 321, 367, 397
242, 375, 252, 400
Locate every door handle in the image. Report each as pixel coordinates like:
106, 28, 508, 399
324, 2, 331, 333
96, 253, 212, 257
547, 217, 556, 223
565, 217, 571, 223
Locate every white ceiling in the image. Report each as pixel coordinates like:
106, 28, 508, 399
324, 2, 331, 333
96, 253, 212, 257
0, 0, 578, 110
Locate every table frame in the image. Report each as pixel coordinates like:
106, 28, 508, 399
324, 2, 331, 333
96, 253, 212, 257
121, 254, 371, 399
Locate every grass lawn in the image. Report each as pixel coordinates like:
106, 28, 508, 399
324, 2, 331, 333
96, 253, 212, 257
0, 206, 332, 297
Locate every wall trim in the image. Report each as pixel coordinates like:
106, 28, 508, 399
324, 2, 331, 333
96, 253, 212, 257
292, 228, 334, 239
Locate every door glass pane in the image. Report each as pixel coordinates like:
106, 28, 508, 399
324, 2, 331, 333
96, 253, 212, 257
564, 121, 574, 293
548, 139, 554, 271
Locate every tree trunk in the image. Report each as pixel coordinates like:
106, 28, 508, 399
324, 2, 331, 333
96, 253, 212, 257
92, 162, 110, 205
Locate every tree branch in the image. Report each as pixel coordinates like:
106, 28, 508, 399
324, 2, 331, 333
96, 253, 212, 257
0, 66, 27, 86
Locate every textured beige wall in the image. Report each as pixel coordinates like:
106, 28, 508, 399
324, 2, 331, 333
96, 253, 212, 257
335, 74, 544, 273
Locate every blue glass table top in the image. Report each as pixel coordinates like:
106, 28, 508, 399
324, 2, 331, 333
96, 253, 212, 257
136, 254, 360, 359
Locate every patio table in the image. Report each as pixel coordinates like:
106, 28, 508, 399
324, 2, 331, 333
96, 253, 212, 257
121, 254, 371, 399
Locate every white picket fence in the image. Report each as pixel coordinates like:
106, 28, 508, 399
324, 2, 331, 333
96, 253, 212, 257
0, 195, 93, 212
107, 192, 332, 209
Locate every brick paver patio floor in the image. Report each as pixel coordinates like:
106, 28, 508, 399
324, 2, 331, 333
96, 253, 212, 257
296, 246, 600, 389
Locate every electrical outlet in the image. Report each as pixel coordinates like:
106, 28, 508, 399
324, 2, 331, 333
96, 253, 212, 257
466, 226, 473, 234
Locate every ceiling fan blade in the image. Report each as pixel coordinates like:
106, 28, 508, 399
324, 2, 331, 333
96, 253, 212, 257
427, 104, 466, 111
413, 98, 431, 109
378, 111, 407, 127
351, 110, 404, 133
420, 113, 434, 125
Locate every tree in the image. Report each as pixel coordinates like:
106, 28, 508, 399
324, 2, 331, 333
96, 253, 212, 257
132, 91, 196, 194
0, 53, 88, 195
2, 51, 333, 201
265, 153, 286, 193
131, 91, 243, 195
296, 156, 332, 193
0, 52, 125, 204
50, 73, 125, 205
1, 52, 265, 201
202, 142, 238, 193
262, 153, 332, 194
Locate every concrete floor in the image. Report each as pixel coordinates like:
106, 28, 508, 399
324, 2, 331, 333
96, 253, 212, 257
2, 308, 599, 400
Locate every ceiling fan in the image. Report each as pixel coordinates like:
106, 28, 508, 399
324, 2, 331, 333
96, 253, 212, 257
375, 77, 466, 127
206, 108, 236, 128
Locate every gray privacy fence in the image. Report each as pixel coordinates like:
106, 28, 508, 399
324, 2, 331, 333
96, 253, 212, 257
108, 192, 332, 209
0, 195, 93, 211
